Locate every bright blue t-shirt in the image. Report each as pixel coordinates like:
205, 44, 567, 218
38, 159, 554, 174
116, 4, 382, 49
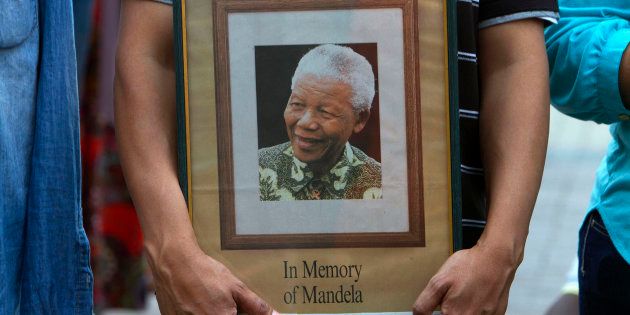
545, 0, 630, 264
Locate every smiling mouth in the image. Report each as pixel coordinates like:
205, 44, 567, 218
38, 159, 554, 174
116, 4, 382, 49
294, 135, 323, 150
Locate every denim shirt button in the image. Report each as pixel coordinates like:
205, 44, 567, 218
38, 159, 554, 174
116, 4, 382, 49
619, 114, 630, 121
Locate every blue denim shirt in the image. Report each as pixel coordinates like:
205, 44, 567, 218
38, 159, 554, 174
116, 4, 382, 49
546, 0, 630, 264
0, 0, 93, 313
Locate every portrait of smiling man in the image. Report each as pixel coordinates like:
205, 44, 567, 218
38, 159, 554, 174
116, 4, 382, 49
258, 44, 382, 201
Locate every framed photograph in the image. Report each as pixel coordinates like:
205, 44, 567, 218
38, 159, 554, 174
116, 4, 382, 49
213, 0, 424, 249
175, 0, 460, 312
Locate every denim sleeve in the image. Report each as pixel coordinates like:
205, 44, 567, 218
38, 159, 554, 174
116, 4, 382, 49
545, 13, 630, 124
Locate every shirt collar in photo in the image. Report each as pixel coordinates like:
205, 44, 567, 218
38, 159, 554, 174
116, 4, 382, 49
283, 142, 365, 195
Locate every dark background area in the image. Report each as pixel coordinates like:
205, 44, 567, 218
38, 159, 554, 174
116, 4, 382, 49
255, 43, 381, 162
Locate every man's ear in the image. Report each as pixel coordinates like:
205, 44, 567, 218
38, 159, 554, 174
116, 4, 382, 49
353, 109, 371, 133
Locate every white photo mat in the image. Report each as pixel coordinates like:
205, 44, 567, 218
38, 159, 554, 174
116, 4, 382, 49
227, 9, 410, 234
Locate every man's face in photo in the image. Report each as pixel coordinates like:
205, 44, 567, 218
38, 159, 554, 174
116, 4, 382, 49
284, 75, 369, 165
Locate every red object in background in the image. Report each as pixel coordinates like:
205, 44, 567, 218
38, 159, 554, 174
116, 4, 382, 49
98, 202, 144, 257
78, 0, 148, 309
82, 134, 105, 170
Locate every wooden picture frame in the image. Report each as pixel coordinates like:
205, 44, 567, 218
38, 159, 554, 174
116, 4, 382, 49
211, 0, 424, 250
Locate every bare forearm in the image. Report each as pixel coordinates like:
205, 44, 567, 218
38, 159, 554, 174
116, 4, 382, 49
114, 68, 198, 255
412, 18, 550, 315
114, 0, 200, 260
478, 19, 549, 263
114, 3, 276, 313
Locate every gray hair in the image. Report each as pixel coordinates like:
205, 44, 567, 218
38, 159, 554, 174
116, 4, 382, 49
290, 44, 375, 112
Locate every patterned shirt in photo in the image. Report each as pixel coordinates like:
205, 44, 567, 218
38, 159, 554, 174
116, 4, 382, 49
259, 142, 382, 200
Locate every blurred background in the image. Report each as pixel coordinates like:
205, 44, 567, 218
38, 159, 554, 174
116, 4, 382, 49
76, 1, 611, 314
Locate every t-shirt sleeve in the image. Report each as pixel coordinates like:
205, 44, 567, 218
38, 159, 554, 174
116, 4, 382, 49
479, 0, 559, 29
545, 13, 630, 124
